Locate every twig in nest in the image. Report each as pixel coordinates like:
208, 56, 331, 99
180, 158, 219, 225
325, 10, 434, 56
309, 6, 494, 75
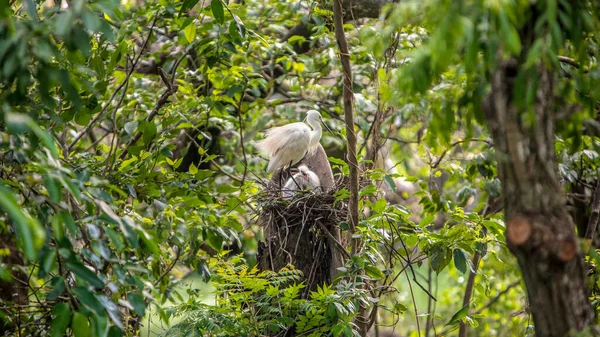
317, 220, 350, 260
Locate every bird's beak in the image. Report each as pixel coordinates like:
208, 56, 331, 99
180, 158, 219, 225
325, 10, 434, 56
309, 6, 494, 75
321, 119, 334, 135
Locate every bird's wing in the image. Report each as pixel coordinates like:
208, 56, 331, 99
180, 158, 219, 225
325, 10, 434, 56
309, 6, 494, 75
266, 127, 311, 172
255, 122, 308, 156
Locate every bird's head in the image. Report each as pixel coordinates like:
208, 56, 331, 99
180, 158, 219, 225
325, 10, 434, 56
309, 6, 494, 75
297, 165, 310, 180
305, 110, 322, 124
305, 110, 334, 135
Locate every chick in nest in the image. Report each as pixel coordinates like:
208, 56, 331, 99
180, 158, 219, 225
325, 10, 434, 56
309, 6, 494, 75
282, 165, 322, 200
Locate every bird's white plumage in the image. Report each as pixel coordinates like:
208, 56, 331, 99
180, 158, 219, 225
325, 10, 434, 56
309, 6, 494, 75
255, 110, 323, 173
282, 165, 322, 199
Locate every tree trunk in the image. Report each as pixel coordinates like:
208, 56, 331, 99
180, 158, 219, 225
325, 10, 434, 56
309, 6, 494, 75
483, 60, 593, 336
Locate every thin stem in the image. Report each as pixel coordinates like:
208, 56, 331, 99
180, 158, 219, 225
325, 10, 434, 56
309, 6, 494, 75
67, 14, 159, 153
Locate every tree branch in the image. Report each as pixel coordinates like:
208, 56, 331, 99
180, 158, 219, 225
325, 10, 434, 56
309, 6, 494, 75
67, 14, 159, 154
472, 280, 520, 315
118, 50, 189, 160
584, 181, 600, 241
458, 251, 481, 337
558, 56, 579, 68
317, 221, 351, 260
333, 0, 359, 250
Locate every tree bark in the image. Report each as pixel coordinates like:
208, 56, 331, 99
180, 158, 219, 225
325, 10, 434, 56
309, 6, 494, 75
483, 60, 593, 336
332, 0, 365, 335
332, 0, 359, 248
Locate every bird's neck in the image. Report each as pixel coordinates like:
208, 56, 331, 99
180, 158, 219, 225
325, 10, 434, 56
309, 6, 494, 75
310, 124, 322, 148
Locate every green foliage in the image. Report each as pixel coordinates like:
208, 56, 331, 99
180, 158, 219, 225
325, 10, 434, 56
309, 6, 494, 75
164, 257, 360, 337
1, 0, 599, 336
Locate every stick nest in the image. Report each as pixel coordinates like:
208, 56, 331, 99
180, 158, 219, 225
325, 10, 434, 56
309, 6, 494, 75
255, 183, 349, 296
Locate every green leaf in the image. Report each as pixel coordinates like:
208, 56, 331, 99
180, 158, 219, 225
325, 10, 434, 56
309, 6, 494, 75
429, 246, 451, 273
418, 214, 435, 228
124, 120, 138, 135
383, 175, 397, 193
73, 287, 105, 315
364, 265, 384, 280
499, 12, 521, 55
47, 276, 66, 300
119, 156, 138, 171
229, 21, 242, 44
91, 312, 110, 337
206, 229, 223, 252
189, 162, 198, 175
54, 11, 73, 37
41, 248, 57, 275
446, 304, 470, 326
372, 198, 386, 213
72, 312, 91, 337
0, 184, 45, 260
142, 122, 157, 145
211, 0, 225, 24
127, 293, 146, 317
5, 113, 59, 158
24, 0, 39, 19
66, 259, 104, 289
179, 0, 200, 17
184, 23, 196, 44
82, 11, 103, 32
44, 176, 60, 203
453, 249, 467, 274
98, 295, 123, 329
51, 302, 72, 337
393, 302, 408, 314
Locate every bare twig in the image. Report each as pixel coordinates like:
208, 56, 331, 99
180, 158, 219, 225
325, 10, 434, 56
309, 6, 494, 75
105, 55, 132, 172
431, 138, 492, 168
396, 233, 437, 301
472, 280, 521, 315
317, 221, 351, 260
403, 258, 422, 336
237, 83, 248, 185
67, 14, 160, 153
118, 49, 190, 160
384, 136, 420, 145
157, 249, 181, 284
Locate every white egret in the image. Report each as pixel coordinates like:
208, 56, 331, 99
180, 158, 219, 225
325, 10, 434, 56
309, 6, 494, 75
255, 110, 324, 174
282, 165, 322, 200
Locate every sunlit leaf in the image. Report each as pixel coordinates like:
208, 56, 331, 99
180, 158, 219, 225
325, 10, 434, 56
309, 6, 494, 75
184, 23, 196, 44
446, 304, 470, 326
